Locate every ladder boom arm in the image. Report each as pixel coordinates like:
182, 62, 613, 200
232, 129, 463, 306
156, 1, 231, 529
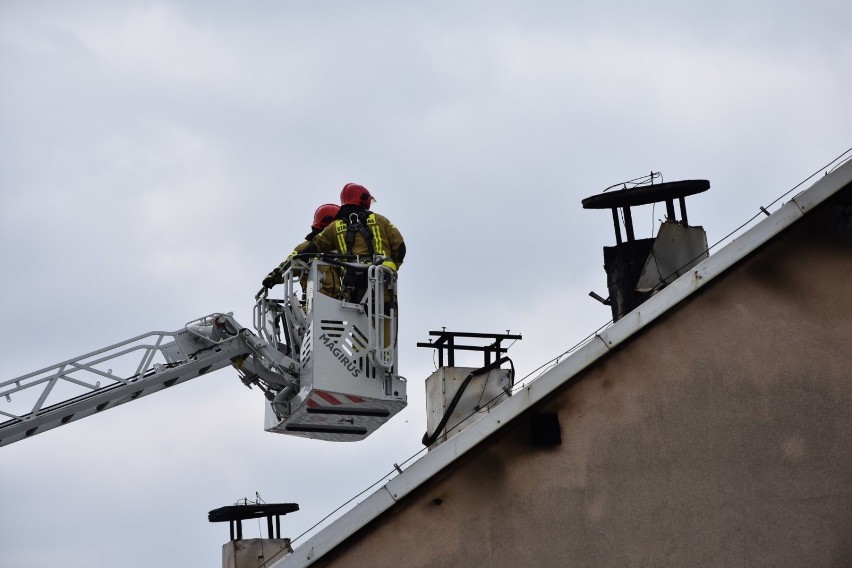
0, 314, 297, 448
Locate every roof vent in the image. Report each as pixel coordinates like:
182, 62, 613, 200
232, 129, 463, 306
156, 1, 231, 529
582, 177, 710, 321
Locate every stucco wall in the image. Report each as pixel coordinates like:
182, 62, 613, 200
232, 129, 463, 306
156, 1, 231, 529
314, 190, 852, 568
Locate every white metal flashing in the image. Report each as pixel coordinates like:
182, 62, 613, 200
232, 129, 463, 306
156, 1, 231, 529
274, 158, 852, 568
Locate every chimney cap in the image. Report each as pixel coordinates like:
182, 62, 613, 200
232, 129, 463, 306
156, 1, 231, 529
582, 179, 709, 210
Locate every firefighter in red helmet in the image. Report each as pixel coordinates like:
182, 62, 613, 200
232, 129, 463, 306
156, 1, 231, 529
262, 203, 342, 297
303, 183, 405, 302
339, 182, 375, 209
320, 183, 405, 270
310, 203, 341, 232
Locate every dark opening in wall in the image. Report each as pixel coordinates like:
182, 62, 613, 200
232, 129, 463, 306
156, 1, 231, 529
531, 413, 561, 447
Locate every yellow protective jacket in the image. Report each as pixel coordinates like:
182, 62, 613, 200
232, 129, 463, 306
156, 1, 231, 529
291, 240, 342, 298
311, 210, 405, 271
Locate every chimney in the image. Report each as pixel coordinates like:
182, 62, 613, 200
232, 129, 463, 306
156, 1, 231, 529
583, 178, 710, 321
209, 502, 298, 568
417, 331, 521, 448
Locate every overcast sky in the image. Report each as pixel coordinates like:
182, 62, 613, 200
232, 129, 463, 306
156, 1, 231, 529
1, 1, 850, 566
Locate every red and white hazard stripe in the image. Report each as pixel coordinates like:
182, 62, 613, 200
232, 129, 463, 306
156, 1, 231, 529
305, 390, 366, 408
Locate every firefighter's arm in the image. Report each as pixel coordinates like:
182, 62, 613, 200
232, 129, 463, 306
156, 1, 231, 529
263, 240, 312, 288
385, 219, 405, 270
262, 264, 285, 288
288, 240, 311, 259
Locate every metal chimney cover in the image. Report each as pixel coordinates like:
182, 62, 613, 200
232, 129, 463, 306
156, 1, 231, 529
581, 179, 709, 209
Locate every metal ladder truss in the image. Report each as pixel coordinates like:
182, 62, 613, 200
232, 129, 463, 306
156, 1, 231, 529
0, 313, 298, 448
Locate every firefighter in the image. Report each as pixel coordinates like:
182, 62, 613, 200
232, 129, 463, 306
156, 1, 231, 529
262, 203, 342, 297
303, 183, 405, 303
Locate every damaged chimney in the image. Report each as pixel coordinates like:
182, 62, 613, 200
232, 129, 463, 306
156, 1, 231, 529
583, 178, 710, 321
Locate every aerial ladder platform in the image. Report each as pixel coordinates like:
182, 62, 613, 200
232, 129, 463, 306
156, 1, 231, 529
0, 255, 407, 447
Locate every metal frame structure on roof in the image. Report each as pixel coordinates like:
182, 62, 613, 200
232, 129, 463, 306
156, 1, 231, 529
582, 179, 710, 244
272, 157, 852, 568
416, 330, 522, 368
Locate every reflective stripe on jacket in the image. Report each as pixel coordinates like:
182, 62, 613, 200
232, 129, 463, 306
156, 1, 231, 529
314, 211, 405, 270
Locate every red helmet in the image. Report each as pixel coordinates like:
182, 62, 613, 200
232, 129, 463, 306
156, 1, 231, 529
340, 183, 375, 209
312, 203, 340, 229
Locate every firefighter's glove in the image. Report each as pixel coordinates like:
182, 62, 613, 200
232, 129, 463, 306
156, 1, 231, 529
262, 269, 281, 289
